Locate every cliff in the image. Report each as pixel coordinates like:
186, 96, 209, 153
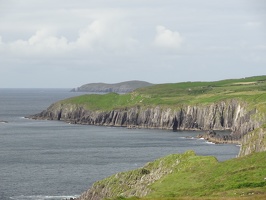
71, 80, 153, 93
31, 76, 266, 155
31, 99, 259, 141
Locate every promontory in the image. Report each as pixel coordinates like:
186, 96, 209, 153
70, 80, 153, 93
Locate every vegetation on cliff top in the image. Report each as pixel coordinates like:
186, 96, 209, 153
80, 151, 266, 200
62, 75, 266, 111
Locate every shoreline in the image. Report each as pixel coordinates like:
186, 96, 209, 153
29, 116, 240, 145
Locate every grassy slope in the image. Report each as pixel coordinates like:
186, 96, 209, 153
148, 152, 266, 199
106, 151, 266, 200
62, 76, 266, 112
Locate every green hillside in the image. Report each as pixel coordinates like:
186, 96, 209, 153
82, 151, 266, 200
62, 76, 266, 111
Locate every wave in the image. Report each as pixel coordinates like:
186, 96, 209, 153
10, 195, 79, 200
205, 141, 215, 145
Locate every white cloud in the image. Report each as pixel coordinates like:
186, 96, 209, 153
5, 28, 69, 57
75, 20, 105, 49
154, 26, 183, 50
2, 19, 139, 57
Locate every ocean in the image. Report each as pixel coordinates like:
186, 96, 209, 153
0, 89, 240, 200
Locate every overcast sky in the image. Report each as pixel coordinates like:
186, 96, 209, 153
0, 0, 265, 88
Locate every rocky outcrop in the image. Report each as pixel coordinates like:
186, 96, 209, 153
197, 130, 239, 144
77, 151, 197, 200
31, 99, 260, 140
238, 127, 266, 157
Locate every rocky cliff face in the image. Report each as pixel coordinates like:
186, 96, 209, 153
238, 127, 266, 157
31, 99, 260, 140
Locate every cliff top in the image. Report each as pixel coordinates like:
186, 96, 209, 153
62, 75, 266, 111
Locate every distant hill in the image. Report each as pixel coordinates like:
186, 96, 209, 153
71, 80, 153, 93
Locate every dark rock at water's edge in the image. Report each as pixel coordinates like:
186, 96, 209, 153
197, 130, 240, 144
70, 80, 153, 93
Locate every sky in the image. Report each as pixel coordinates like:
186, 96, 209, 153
0, 0, 265, 88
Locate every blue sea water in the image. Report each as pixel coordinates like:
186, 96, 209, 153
0, 89, 240, 200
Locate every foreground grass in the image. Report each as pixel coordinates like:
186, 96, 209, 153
105, 151, 266, 200
148, 152, 266, 199
62, 76, 266, 111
